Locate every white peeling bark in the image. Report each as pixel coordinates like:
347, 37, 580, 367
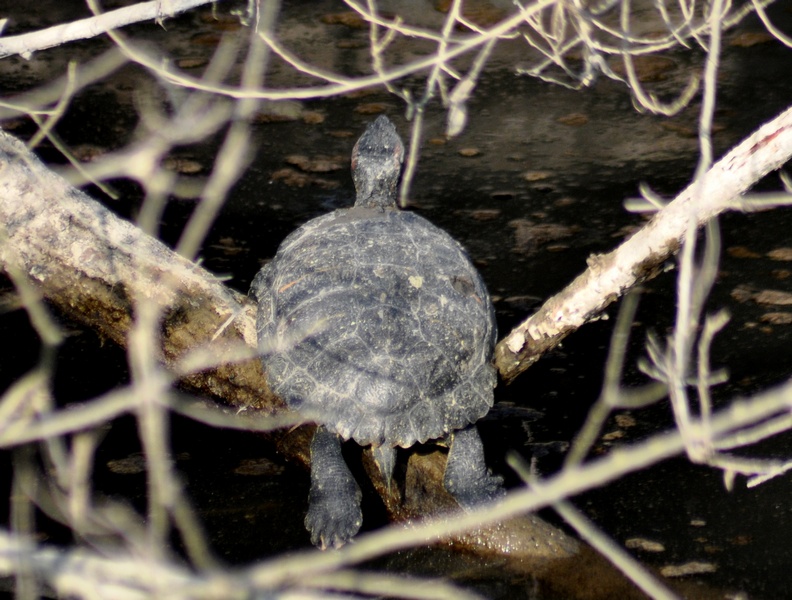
496, 105, 792, 382
0, 0, 216, 60
0, 129, 272, 410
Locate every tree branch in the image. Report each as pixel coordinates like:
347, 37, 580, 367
496, 104, 792, 382
0, 0, 216, 60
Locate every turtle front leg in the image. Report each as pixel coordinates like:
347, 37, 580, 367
443, 425, 505, 509
305, 426, 363, 549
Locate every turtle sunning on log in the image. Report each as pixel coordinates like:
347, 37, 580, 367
251, 116, 504, 549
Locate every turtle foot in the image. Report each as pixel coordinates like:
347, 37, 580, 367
444, 425, 505, 510
306, 427, 363, 549
305, 483, 363, 549
445, 470, 506, 511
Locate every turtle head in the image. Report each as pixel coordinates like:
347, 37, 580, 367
351, 115, 404, 209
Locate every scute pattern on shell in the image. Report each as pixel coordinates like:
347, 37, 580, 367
255, 207, 497, 448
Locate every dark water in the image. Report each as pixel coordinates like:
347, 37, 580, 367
2, 0, 792, 598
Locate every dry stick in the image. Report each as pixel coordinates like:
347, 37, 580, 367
4, 372, 791, 597
107, 0, 560, 101
496, 104, 792, 382
0, 0, 215, 60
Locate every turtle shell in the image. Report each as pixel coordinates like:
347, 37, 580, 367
254, 206, 497, 448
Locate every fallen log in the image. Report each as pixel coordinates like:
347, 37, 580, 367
0, 129, 578, 563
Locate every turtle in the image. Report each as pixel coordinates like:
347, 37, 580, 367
250, 115, 504, 549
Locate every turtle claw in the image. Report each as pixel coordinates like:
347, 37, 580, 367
305, 495, 362, 549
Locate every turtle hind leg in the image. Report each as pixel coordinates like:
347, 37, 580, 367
443, 425, 505, 510
305, 426, 363, 549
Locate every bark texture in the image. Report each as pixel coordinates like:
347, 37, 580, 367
0, 129, 578, 562
496, 105, 792, 382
